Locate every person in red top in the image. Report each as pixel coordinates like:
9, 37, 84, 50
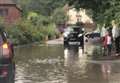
103, 31, 112, 56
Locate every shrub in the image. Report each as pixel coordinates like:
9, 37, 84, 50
5, 19, 60, 45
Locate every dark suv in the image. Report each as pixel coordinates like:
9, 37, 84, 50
64, 26, 84, 47
0, 28, 14, 64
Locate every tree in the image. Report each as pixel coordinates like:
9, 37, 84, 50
52, 8, 67, 25
67, 0, 120, 25
15, 0, 67, 16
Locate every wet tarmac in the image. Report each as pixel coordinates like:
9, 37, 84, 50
2, 45, 120, 83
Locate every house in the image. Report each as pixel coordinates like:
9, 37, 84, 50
64, 5, 96, 32
0, 0, 21, 23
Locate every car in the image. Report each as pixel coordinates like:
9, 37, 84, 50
0, 28, 14, 64
85, 32, 101, 43
63, 26, 84, 48
85, 32, 100, 39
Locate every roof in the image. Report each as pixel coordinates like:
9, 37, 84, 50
0, 0, 15, 5
0, 0, 22, 11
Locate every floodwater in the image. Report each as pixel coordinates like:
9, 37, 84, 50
7, 45, 120, 83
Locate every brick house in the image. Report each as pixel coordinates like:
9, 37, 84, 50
0, 0, 21, 23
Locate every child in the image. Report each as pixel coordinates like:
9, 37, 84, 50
104, 31, 112, 56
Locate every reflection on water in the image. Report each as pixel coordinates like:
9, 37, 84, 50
14, 45, 120, 83
101, 62, 111, 80
15, 45, 65, 83
64, 47, 88, 83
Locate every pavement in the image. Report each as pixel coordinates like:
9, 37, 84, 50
85, 37, 120, 60
46, 37, 63, 45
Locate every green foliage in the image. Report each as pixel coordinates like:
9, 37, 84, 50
5, 19, 60, 45
27, 12, 39, 20
4, 0, 67, 45
0, 17, 5, 26
52, 8, 68, 24
35, 15, 51, 26
67, 0, 120, 26
15, 0, 67, 16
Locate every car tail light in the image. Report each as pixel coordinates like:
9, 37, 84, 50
3, 43, 8, 49
2, 43, 10, 58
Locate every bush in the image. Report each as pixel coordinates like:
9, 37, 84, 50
5, 24, 33, 45
5, 19, 60, 45
52, 8, 68, 25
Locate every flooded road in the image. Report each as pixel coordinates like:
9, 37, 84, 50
14, 45, 120, 83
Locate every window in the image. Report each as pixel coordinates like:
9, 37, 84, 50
0, 8, 8, 17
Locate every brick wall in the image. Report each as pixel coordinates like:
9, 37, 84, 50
0, 5, 21, 23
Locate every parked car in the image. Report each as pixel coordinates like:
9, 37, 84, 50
85, 32, 101, 43
85, 32, 100, 39
63, 26, 84, 48
0, 28, 14, 64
